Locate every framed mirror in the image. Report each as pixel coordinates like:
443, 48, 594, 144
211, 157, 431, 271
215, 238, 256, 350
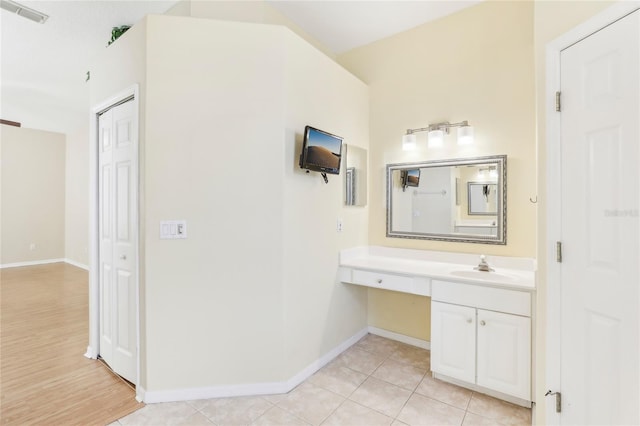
386, 155, 506, 244
344, 145, 367, 206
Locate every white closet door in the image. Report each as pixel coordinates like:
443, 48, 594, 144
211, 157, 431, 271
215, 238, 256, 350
99, 99, 137, 383
559, 10, 639, 425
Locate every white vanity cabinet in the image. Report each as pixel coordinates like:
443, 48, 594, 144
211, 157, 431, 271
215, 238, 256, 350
430, 301, 476, 383
431, 280, 532, 403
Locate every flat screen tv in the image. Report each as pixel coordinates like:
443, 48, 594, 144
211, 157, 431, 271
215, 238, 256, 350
299, 125, 343, 175
402, 169, 421, 187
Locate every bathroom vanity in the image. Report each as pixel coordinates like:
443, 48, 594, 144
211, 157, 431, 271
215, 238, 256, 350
339, 246, 536, 407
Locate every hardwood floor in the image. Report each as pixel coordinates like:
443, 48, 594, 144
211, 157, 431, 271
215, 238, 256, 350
0, 263, 143, 425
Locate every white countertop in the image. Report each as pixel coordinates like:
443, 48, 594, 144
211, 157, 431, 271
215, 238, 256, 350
339, 246, 536, 291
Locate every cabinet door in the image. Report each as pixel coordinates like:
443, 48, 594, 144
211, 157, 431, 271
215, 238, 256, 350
431, 301, 476, 383
477, 309, 531, 400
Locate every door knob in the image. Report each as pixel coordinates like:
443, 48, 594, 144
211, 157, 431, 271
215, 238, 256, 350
120, 255, 127, 260
466, 318, 472, 323
480, 320, 486, 326
376, 279, 382, 284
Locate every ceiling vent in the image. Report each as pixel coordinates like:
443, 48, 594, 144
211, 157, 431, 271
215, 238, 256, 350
0, 0, 48, 24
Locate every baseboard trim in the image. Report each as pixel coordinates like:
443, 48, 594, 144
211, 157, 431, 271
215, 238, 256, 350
433, 372, 532, 408
367, 326, 430, 350
142, 327, 369, 404
84, 346, 97, 359
0, 258, 66, 269
64, 258, 89, 270
283, 326, 369, 391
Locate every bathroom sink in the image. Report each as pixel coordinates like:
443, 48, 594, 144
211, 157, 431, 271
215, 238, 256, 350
449, 269, 519, 283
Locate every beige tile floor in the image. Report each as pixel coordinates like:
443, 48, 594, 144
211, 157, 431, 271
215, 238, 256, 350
111, 334, 531, 426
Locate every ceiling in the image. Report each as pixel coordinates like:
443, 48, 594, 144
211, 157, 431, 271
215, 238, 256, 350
0, 0, 481, 134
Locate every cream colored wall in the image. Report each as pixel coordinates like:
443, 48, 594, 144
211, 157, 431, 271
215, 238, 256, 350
167, 0, 336, 59
533, 0, 614, 420
100, 14, 368, 392
282, 30, 369, 378
143, 15, 287, 390
0, 125, 66, 265
64, 123, 90, 267
338, 1, 536, 342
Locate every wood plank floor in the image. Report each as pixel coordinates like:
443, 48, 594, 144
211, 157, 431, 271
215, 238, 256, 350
0, 263, 143, 425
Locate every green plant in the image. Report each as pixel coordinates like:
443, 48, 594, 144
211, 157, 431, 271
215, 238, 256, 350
108, 25, 131, 46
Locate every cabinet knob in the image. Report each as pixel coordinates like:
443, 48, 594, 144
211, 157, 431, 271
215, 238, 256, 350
467, 318, 472, 323
480, 320, 486, 326
376, 279, 383, 284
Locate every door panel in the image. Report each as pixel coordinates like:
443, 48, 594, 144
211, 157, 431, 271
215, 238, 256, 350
560, 10, 639, 424
431, 301, 476, 383
477, 309, 530, 400
98, 99, 137, 384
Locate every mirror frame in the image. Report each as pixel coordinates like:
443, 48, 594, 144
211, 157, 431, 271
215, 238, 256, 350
386, 155, 507, 244
344, 145, 368, 207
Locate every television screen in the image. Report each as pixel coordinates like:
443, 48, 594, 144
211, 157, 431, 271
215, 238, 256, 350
299, 126, 343, 175
403, 169, 420, 187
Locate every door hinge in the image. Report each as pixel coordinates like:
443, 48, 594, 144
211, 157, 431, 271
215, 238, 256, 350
555, 91, 561, 112
556, 241, 563, 263
545, 390, 562, 413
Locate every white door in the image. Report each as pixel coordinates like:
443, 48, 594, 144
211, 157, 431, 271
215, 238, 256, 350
430, 301, 476, 383
98, 99, 138, 383
559, 10, 639, 424
476, 309, 530, 400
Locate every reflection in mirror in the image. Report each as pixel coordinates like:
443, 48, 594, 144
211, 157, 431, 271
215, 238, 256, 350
345, 145, 367, 206
468, 182, 498, 215
387, 155, 506, 244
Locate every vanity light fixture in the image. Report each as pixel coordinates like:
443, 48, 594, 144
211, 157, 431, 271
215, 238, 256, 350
401, 132, 417, 151
477, 166, 498, 180
401, 120, 473, 150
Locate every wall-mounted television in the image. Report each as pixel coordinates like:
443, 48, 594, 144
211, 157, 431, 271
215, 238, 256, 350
402, 169, 420, 188
299, 125, 343, 176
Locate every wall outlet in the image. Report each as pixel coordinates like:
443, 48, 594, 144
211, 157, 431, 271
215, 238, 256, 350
336, 218, 343, 233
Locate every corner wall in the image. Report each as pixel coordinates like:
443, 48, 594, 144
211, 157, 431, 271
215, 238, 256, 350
166, 0, 336, 59
0, 125, 66, 266
282, 30, 370, 378
140, 15, 370, 393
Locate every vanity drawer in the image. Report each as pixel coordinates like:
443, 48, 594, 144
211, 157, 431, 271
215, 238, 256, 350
432, 280, 530, 317
351, 269, 430, 296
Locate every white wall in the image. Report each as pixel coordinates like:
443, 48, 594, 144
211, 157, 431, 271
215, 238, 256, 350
166, 0, 336, 59
143, 16, 287, 390
64, 122, 90, 267
0, 125, 66, 265
90, 14, 369, 395
282, 31, 369, 378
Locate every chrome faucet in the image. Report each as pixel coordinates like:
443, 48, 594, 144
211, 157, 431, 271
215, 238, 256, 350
474, 255, 494, 272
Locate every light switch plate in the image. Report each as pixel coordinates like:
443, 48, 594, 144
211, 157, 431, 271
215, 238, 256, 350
160, 220, 187, 239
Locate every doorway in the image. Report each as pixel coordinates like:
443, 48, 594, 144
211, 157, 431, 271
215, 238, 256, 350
88, 85, 140, 394
546, 6, 639, 425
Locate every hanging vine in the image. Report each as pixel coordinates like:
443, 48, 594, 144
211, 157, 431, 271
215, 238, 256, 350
108, 25, 131, 46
